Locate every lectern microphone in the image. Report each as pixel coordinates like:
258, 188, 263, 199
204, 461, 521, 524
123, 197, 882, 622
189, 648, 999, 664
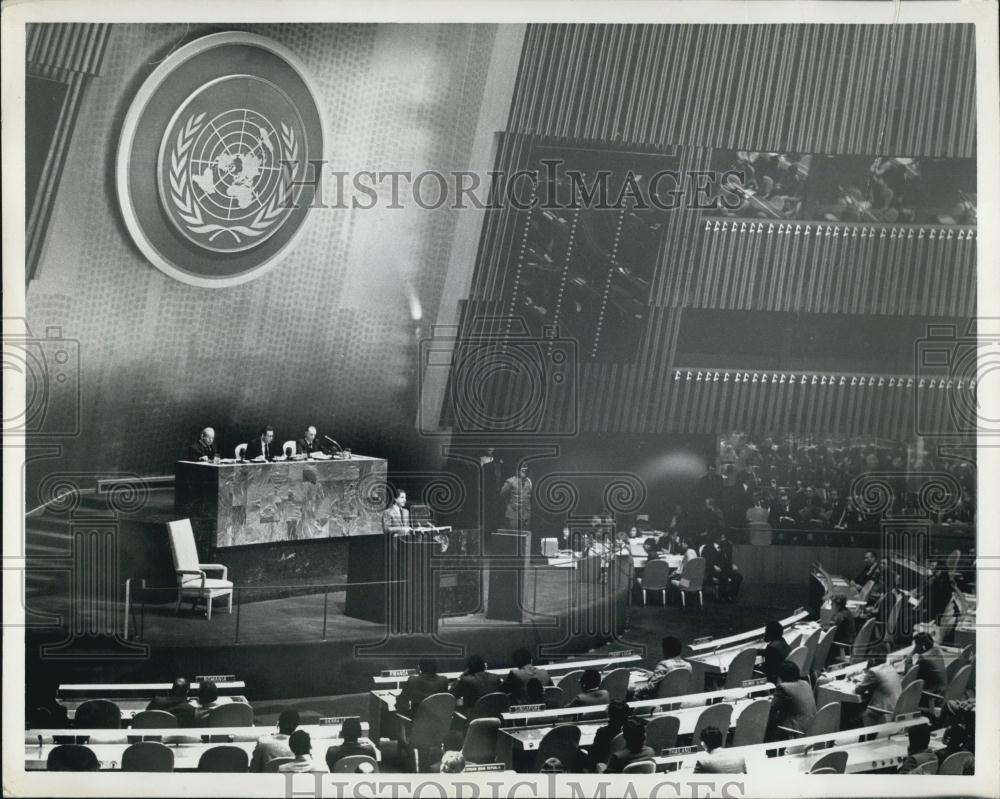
323, 436, 343, 452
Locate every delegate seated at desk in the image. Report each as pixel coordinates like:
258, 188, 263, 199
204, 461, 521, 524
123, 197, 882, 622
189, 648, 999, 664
295, 425, 325, 458
188, 427, 219, 463
245, 426, 282, 462
383, 490, 411, 535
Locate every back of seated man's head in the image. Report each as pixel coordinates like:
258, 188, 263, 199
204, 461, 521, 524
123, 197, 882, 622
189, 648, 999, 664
525, 678, 544, 703
512, 648, 532, 669
418, 658, 438, 675
777, 660, 801, 684
466, 655, 486, 674
198, 680, 219, 706
622, 717, 647, 751
540, 757, 565, 773
439, 751, 465, 773
907, 723, 931, 753
607, 700, 631, 727
764, 621, 783, 642
580, 669, 601, 692
831, 594, 848, 610
913, 632, 934, 653
661, 636, 683, 659
699, 725, 724, 752
170, 678, 189, 698
867, 647, 888, 666
289, 730, 311, 757
278, 709, 300, 735
342, 718, 362, 742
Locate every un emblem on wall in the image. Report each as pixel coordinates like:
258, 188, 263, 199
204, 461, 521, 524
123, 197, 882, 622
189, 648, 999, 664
117, 33, 324, 287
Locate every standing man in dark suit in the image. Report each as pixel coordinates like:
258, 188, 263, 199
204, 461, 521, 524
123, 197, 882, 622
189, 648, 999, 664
479, 448, 505, 532
245, 426, 279, 461
397, 659, 450, 715
295, 426, 324, 458
699, 464, 724, 504
500, 465, 533, 532
449, 655, 502, 708
704, 533, 743, 601
382, 489, 411, 535
766, 661, 817, 740
188, 428, 219, 462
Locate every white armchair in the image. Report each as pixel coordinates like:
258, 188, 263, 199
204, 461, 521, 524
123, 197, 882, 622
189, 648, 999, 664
166, 519, 233, 620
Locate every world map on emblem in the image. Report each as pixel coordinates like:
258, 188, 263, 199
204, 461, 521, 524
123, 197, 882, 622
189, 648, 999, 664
158, 76, 305, 253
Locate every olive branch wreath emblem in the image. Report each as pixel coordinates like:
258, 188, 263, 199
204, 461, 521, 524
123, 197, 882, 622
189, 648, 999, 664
168, 112, 299, 244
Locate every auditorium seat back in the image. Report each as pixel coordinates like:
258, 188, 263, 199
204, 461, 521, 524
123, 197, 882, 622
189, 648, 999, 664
197, 745, 249, 772
692, 703, 733, 744
235, 444, 248, 460
263, 757, 294, 772
282, 440, 297, 456
656, 667, 693, 698
724, 648, 758, 689
470, 692, 510, 720
900, 664, 921, 690
131, 710, 178, 729
555, 670, 584, 701
207, 702, 254, 727
787, 645, 810, 674
331, 754, 378, 773
543, 686, 565, 708
813, 627, 836, 671
74, 699, 122, 729
892, 679, 924, 718
938, 751, 973, 775
599, 668, 631, 702
809, 749, 848, 774
121, 741, 174, 772
644, 715, 680, 753
535, 724, 581, 773
462, 717, 501, 764
622, 759, 656, 774
731, 698, 770, 747
804, 702, 840, 737
46, 744, 99, 771
941, 664, 972, 704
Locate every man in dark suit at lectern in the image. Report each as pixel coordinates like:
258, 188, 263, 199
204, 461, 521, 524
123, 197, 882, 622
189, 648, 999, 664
295, 425, 324, 458
245, 426, 279, 461
188, 428, 219, 462
383, 489, 411, 535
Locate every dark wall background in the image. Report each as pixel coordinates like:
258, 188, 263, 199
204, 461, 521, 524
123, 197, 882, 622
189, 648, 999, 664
460, 23, 977, 438
25, 23, 497, 502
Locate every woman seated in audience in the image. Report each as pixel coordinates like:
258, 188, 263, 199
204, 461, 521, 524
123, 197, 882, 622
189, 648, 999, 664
569, 669, 610, 706
191, 680, 222, 722
765, 661, 817, 741
897, 723, 936, 773
278, 730, 319, 773
605, 717, 654, 773
325, 718, 377, 771
693, 725, 747, 774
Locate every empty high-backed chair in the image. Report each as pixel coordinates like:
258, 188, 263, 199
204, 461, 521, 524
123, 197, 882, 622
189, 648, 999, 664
121, 741, 175, 772
131, 710, 178, 730
938, 752, 974, 775
639, 560, 671, 605
555, 670, 584, 703
812, 627, 837, 672
207, 702, 254, 727
74, 699, 122, 729
167, 519, 234, 620
622, 759, 656, 774
197, 745, 249, 772
669, 557, 705, 608
331, 755, 378, 773
46, 745, 99, 771
462, 717, 501, 764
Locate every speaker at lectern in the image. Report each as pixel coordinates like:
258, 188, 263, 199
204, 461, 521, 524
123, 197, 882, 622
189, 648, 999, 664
487, 528, 531, 622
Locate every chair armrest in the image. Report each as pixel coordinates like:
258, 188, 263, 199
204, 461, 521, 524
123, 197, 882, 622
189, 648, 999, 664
922, 690, 943, 701
777, 725, 803, 737
453, 710, 469, 723
865, 705, 892, 716
176, 568, 207, 586
199, 563, 228, 580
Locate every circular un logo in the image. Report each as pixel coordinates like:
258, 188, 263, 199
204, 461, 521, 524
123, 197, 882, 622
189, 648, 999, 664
117, 33, 324, 287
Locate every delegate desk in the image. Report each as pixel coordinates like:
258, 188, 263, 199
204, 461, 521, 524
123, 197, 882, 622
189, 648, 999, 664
175, 455, 387, 547
368, 654, 645, 741
683, 610, 817, 691
56, 681, 248, 722
24, 723, 378, 770
653, 717, 931, 774
815, 643, 965, 707
497, 684, 775, 771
